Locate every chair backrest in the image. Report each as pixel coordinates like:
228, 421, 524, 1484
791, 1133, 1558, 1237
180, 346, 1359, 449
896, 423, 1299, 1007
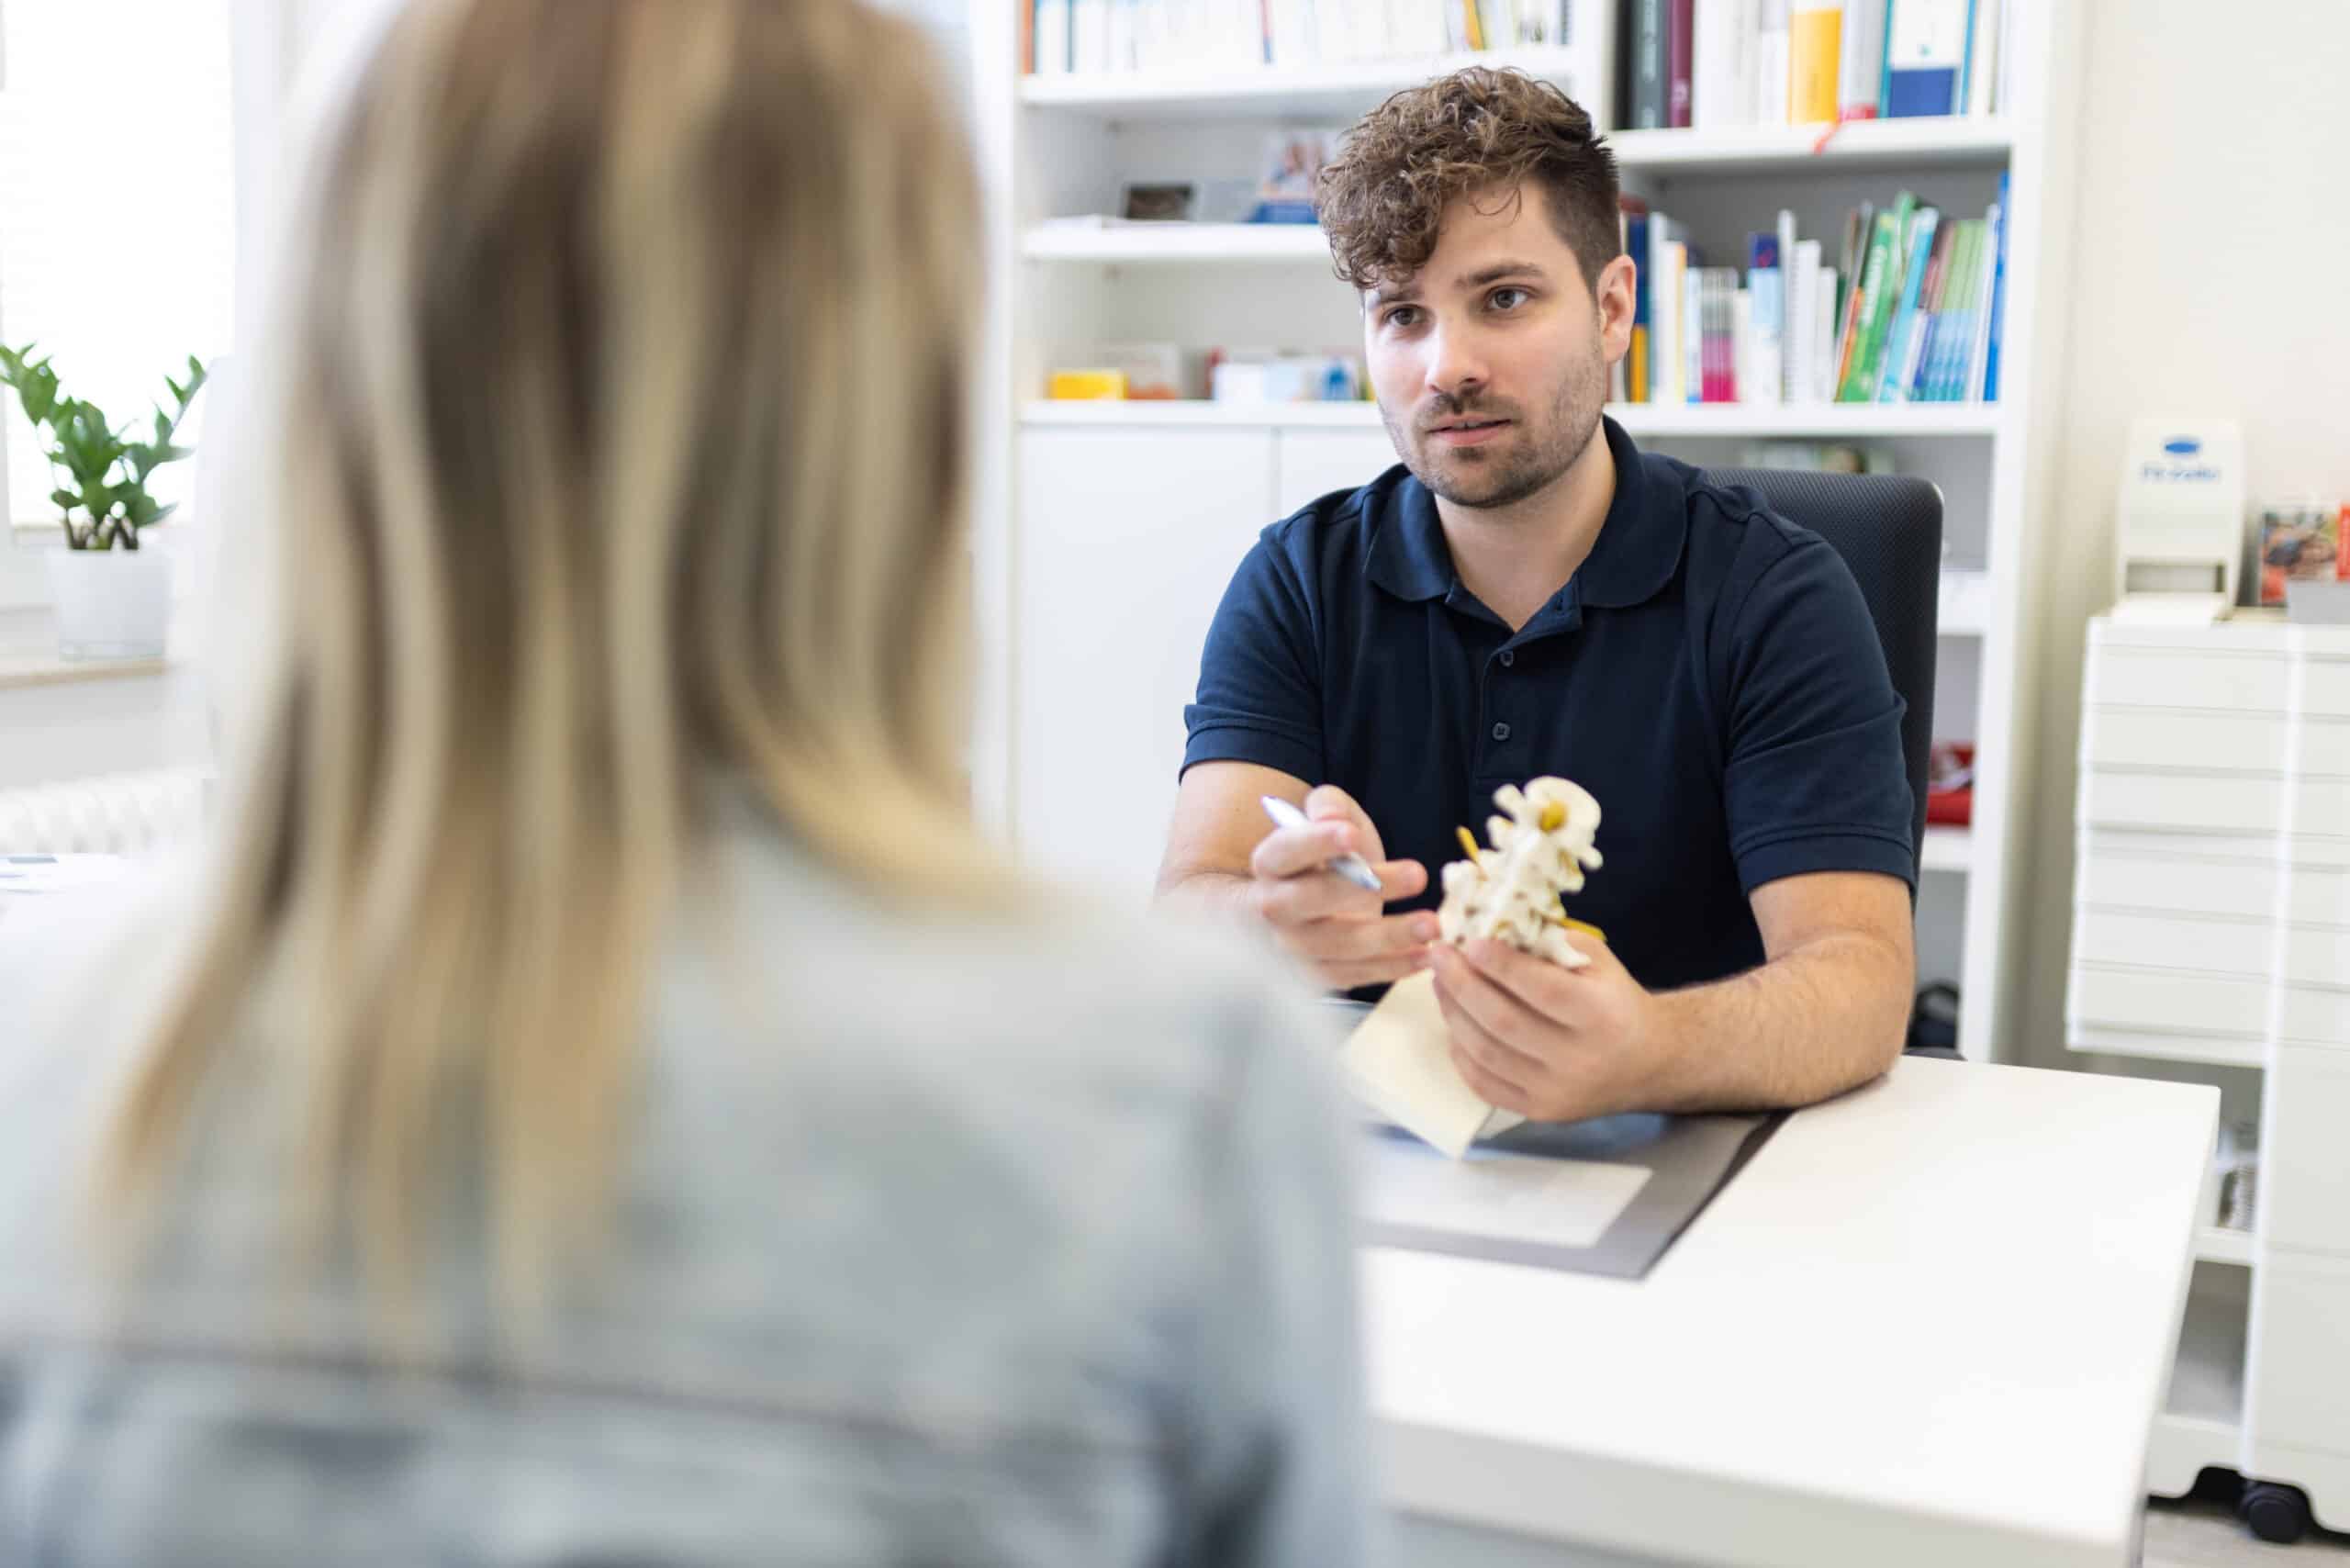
1699, 466, 1943, 881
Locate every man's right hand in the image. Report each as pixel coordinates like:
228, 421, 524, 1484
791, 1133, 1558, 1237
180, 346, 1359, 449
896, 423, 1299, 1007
1247, 784, 1433, 991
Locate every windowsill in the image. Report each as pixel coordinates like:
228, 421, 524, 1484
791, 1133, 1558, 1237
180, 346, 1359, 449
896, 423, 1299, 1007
0, 607, 177, 690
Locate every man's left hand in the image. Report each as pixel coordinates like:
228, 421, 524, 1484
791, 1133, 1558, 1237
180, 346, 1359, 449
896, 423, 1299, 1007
1427, 932, 1668, 1123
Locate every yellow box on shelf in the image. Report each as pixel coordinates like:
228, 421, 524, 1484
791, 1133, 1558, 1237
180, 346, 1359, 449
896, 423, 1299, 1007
1046, 369, 1128, 399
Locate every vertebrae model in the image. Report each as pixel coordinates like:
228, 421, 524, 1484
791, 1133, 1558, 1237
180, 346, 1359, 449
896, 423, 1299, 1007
1436, 777, 1606, 967
1341, 776, 1606, 1159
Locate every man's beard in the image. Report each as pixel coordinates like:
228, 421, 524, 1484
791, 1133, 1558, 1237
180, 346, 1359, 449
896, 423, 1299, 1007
1385, 348, 1607, 510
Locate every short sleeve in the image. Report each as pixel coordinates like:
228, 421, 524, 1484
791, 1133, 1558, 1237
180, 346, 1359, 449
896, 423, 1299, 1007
1720, 540, 1917, 893
1181, 533, 1323, 785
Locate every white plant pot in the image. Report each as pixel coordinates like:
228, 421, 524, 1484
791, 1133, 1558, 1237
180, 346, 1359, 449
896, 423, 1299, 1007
45, 543, 172, 661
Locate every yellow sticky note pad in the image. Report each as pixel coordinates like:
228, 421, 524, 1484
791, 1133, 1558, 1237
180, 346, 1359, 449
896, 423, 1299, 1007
1047, 369, 1127, 400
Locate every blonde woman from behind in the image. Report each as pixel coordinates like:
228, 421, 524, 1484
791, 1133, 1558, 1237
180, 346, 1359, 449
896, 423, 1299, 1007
0, 3, 1365, 1563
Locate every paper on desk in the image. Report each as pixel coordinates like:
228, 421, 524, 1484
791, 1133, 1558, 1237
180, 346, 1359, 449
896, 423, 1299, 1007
1340, 969, 1523, 1159
1360, 1112, 1785, 1280
1367, 1140, 1651, 1249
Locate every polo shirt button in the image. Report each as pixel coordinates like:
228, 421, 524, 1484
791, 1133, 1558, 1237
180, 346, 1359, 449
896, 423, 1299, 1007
1498, 649, 1516, 666
1491, 722, 1512, 742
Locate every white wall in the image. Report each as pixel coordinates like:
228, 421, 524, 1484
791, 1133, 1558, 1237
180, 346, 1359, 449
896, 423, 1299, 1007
2017, 0, 2350, 1069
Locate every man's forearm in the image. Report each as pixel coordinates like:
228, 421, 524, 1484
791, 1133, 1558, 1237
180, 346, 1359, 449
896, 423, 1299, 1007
1637, 933, 1913, 1113
1155, 867, 1259, 923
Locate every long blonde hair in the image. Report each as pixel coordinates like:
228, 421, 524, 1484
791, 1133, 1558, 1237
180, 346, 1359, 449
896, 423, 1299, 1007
101, 0, 991, 1329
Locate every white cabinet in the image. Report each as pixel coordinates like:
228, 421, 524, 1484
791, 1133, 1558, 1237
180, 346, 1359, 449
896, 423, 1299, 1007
1010, 427, 1274, 897
2069, 616, 2350, 1534
1275, 429, 1399, 515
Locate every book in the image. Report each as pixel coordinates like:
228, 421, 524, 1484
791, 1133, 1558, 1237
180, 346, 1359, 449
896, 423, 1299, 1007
1963, 203, 2000, 402
1834, 204, 1895, 400
1683, 253, 1704, 403
1755, 0, 1792, 123
1926, 219, 1980, 400
1693, 0, 1754, 129
1812, 265, 1840, 400
1668, 0, 1696, 127
1871, 202, 1937, 401
1885, 0, 1967, 117
1625, 202, 1653, 403
1962, 0, 1998, 115
1788, 239, 1821, 401
1628, 0, 1669, 128
1846, 194, 1917, 401
1837, 0, 1886, 118
1788, 0, 1841, 122
1982, 171, 2010, 400
1035, 0, 1071, 72
1884, 215, 1953, 402
1747, 232, 1784, 406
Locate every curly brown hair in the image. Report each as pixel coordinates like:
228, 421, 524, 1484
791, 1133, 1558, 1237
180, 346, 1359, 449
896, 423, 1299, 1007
1316, 67, 1620, 296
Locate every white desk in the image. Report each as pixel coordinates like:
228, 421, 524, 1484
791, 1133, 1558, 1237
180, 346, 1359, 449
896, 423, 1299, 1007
1367, 1058, 2218, 1568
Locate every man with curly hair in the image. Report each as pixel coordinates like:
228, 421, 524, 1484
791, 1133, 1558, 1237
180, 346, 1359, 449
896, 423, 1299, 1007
1159, 69, 1918, 1122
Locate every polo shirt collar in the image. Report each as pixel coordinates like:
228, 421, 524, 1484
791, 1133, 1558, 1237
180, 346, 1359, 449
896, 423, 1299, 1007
1576, 415, 1684, 610
1364, 416, 1684, 611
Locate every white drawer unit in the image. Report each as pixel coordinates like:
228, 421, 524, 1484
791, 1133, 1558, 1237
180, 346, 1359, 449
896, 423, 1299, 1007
2083, 708, 2291, 774
2072, 617, 2350, 1540
2070, 909, 2273, 979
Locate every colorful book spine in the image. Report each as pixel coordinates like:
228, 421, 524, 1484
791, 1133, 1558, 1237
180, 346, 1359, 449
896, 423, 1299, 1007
1964, 203, 2001, 401
1886, 217, 1953, 402
1669, 0, 1696, 127
1748, 233, 1785, 407
1626, 206, 1652, 404
1981, 173, 2010, 400
1926, 220, 1980, 400
1885, 0, 1967, 117
1847, 196, 1915, 400
1835, 205, 1897, 400
1872, 204, 1937, 401
1788, 0, 1842, 122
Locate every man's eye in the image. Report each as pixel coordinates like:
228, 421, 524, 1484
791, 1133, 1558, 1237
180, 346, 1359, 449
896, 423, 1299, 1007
1490, 287, 1529, 311
1383, 307, 1421, 329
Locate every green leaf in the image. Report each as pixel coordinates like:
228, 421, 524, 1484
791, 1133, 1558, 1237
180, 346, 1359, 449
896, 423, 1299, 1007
123, 492, 161, 528
50, 488, 78, 512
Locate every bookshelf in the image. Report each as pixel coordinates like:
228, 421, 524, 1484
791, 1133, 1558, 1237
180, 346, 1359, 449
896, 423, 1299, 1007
969, 1, 2087, 1065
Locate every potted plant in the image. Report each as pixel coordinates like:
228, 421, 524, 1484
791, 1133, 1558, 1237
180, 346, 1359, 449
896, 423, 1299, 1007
0, 343, 207, 660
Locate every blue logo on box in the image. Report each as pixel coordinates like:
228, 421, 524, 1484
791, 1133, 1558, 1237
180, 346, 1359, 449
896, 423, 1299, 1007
2163, 437, 2201, 456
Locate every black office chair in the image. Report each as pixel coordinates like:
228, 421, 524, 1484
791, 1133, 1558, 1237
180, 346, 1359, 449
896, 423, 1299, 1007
1699, 466, 1951, 1058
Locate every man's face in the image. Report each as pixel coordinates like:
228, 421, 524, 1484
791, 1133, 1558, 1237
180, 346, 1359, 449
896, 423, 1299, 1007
1364, 183, 1633, 511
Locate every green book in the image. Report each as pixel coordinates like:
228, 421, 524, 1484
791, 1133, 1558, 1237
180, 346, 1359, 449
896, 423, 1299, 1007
1840, 192, 1917, 402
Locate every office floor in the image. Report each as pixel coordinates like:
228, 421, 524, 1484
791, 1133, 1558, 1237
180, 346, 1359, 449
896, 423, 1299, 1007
2146, 1497, 2350, 1564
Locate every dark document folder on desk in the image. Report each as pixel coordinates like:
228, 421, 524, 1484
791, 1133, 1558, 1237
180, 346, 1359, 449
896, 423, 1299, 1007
1358, 1109, 1785, 1281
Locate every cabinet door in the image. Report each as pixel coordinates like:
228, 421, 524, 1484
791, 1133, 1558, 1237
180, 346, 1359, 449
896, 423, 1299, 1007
2263, 1047, 2350, 1254
1012, 429, 1275, 899
2247, 1249, 2350, 1458
1275, 430, 1401, 516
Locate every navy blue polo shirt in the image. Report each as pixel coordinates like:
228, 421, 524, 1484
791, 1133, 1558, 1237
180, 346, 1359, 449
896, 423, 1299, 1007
1181, 416, 1913, 993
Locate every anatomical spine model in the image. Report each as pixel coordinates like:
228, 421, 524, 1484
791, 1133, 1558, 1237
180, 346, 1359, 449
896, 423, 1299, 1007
1342, 778, 1605, 1157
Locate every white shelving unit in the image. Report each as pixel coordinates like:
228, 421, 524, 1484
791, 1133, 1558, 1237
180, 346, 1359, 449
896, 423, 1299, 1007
970, 3, 2089, 1065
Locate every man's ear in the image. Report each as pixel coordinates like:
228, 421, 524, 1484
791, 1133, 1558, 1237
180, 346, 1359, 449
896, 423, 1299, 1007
1595, 253, 1639, 366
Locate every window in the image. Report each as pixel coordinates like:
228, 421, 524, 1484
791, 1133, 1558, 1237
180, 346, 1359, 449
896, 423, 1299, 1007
0, 0, 236, 535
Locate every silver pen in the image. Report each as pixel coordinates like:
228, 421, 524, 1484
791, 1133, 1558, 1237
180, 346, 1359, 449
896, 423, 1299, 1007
1259, 795, 1383, 893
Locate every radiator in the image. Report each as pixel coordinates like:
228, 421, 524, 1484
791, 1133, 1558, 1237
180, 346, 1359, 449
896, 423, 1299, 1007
0, 767, 212, 856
